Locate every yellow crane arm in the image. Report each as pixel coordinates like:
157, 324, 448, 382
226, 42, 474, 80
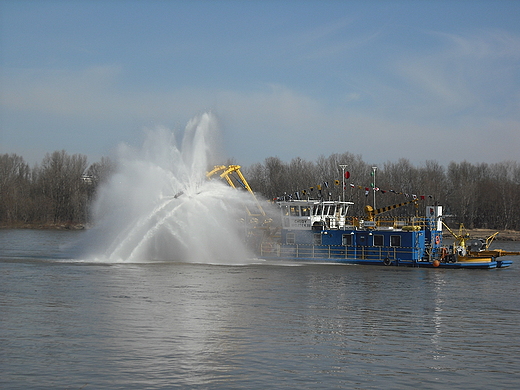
364, 199, 418, 221
206, 165, 228, 179
485, 232, 499, 249
207, 164, 266, 217
442, 221, 458, 240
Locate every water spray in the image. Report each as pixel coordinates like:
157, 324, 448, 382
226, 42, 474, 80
83, 113, 258, 264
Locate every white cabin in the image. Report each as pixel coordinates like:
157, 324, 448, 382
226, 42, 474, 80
279, 200, 354, 231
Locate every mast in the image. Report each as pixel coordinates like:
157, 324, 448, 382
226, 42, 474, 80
339, 164, 347, 202
371, 166, 377, 210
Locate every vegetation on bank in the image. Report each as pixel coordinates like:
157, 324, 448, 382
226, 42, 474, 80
1, 151, 520, 233
1, 151, 113, 228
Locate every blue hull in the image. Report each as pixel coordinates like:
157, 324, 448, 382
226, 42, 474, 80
259, 253, 508, 269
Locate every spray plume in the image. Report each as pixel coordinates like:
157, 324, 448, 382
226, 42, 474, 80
84, 113, 256, 264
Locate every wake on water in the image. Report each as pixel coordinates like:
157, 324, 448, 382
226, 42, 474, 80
82, 113, 264, 264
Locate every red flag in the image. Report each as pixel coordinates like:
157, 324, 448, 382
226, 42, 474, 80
344, 171, 350, 179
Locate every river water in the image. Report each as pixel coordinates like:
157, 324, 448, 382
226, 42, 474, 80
1, 229, 519, 389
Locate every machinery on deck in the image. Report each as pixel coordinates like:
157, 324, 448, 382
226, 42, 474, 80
206, 164, 267, 219
363, 199, 419, 222
442, 223, 520, 263
206, 165, 274, 249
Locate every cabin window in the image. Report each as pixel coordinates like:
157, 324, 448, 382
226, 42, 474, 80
342, 234, 353, 246
314, 205, 322, 216
289, 206, 300, 216
281, 205, 289, 216
390, 235, 401, 247
313, 233, 322, 245
286, 233, 295, 244
374, 235, 384, 246
301, 206, 311, 216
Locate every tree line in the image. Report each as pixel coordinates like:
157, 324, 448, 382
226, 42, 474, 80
1, 150, 519, 230
0, 151, 113, 227
243, 153, 520, 230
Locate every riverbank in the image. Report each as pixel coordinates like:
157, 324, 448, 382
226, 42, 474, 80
0, 222, 88, 230
453, 229, 520, 241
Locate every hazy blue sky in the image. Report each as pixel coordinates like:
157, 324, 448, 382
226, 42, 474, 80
1, 0, 519, 167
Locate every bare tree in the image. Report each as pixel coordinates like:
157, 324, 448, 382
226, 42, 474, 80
0, 154, 31, 224
35, 150, 88, 224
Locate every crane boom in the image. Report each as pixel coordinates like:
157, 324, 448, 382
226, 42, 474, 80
364, 199, 419, 221
207, 164, 266, 217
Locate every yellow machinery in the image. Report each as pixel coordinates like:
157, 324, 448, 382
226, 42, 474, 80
442, 222, 520, 260
442, 223, 480, 250
206, 164, 266, 219
364, 199, 419, 221
206, 165, 275, 250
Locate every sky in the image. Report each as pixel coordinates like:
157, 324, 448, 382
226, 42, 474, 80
1, 0, 519, 168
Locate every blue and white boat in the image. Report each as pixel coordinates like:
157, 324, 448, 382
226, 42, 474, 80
258, 198, 516, 269
206, 164, 517, 269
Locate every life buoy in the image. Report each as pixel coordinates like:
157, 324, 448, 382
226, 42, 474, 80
435, 235, 441, 245
383, 258, 392, 266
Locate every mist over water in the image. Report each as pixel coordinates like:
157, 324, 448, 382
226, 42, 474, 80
84, 113, 257, 264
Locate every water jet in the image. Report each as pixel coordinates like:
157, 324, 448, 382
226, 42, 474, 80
85, 113, 257, 264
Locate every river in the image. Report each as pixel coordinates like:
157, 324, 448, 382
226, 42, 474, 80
1, 229, 519, 389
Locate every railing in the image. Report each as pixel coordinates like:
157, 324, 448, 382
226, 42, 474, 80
347, 216, 435, 230
259, 242, 422, 262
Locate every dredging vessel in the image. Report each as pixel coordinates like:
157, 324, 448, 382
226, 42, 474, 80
208, 165, 519, 269
258, 197, 519, 268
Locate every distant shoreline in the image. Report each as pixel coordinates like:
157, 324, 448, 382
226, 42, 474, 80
0, 223, 88, 230
442, 228, 520, 242
2, 223, 520, 241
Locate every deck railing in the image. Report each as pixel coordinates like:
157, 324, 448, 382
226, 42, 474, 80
347, 216, 435, 230
259, 242, 422, 262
